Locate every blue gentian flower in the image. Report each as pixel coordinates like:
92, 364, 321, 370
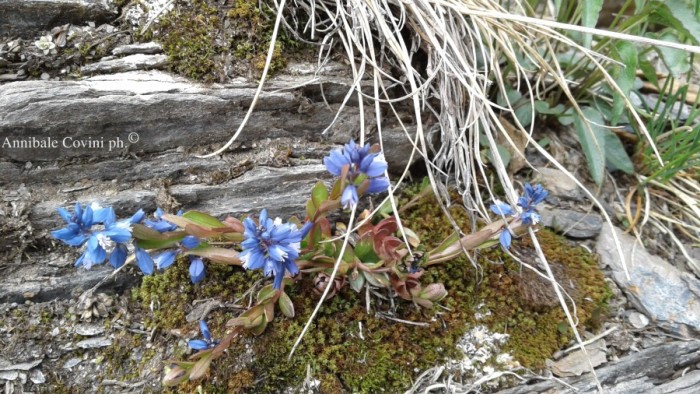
52, 203, 144, 269
188, 320, 219, 350
240, 209, 310, 289
489, 183, 548, 249
323, 140, 390, 209
135, 247, 154, 275
144, 208, 183, 233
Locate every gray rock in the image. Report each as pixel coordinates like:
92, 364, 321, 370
169, 164, 329, 218
73, 324, 105, 336
80, 54, 168, 74
28, 369, 45, 384
539, 208, 603, 238
627, 311, 649, 329
596, 224, 700, 337
0, 358, 42, 371
76, 336, 112, 349
497, 340, 700, 393
112, 42, 163, 56
0, 70, 368, 162
549, 339, 607, 377
0, 0, 117, 38
533, 167, 582, 200
62, 358, 81, 369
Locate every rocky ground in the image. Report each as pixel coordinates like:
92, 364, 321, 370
2, 1, 700, 393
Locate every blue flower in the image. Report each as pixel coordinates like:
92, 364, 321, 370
240, 209, 307, 289
489, 184, 548, 249
188, 320, 219, 350
323, 140, 390, 209
52, 203, 143, 269
144, 208, 182, 233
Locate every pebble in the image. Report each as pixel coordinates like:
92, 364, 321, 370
112, 42, 163, 56
40, 72, 50, 80
628, 311, 650, 329
539, 208, 603, 238
74, 324, 105, 336
76, 336, 112, 349
533, 167, 582, 200
29, 369, 45, 384
548, 339, 607, 377
63, 358, 82, 369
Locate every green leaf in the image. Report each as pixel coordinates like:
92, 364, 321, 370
581, 0, 603, 48
604, 131, 635, 174
611, 41, 638, 125
305, 198, 317, 219
311, 181, 328, 209
189, 352, 213, 381
535, 101, 566, 115
574, 107, 607, 185
349, 269, 365, 292
278, 292, 295, 318
557, 108, 576, 126
651, 0, 700, 44
354, 239, 379, 263
364, 272, 390, 288
256, 284, 276, 303
639, 60, 659, 87
182, 211, 225, 228
655, 32, 691, 77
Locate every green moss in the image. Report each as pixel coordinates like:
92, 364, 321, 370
120, 183, 609, 392
147, 0, 308, 82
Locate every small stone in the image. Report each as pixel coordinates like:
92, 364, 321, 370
76, 336, 112, 349
63, 358, 81, 369
549, 339, 607, 377
534, 167, 582, 200
24, 162, 32, 170
29, 369, 45, 384
0, 358, 43, 371
539, 208, 603, 239
80, 54, 168, 75
51, 327, 59, 336
0, 371, 18, 380
628, 311, 650, 329
74, 324, 105, 336
112, 42, 163, 56
40, 72, 50, 80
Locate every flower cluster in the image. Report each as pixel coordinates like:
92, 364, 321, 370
323, 140, 390, 209
51, 203, 143, 269
490, 183, 548, 249
240, 209, 311, 289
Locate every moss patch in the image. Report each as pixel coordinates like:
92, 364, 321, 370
147, 0, 308, 82
122, 184, 609, 392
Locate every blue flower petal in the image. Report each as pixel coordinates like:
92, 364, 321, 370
367, 177, 390, 194
57, 207, 72, 224
81, 205, 94, 227
102, 227, 132, 243
298, 222, 313, 239
181, 235, 200, 250
341, 185, 358, 209
110, 244, 128, 269
189, 258, 205, 284
273, 270, 284, 289
188, 339, 210, 350
129, 209, 145, 224
199, 320, 211, 341
360, 153, 387, 177
135, 248, 154, 275
499, 229, 512, 249
154, 250, 178, 270
490, 201, 514, 216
